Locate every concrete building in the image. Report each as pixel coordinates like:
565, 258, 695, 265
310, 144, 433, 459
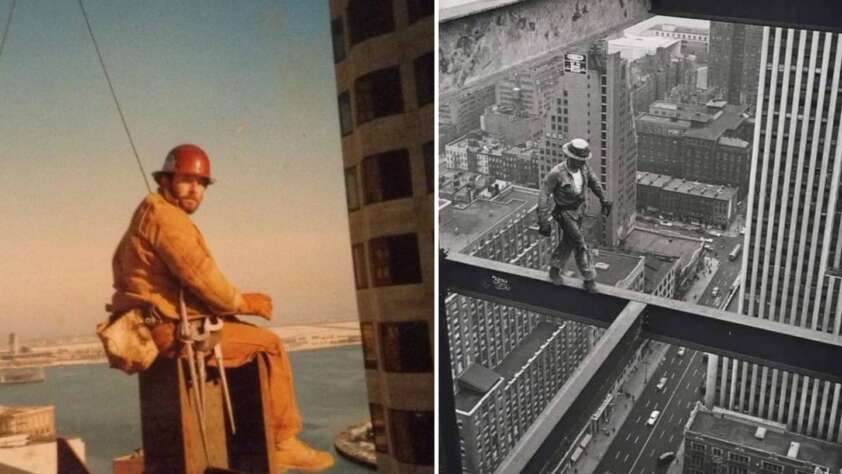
708, 22, 764, 107
645, 22, 709, 62
643, 254, 680, 299
637, 171, 739, 227
706, 27, 842, 444
608, 35, 681, 62
636, 100, 752, 195
444, 131, 540, 188
621, 227, 706, 295
684, 404, 842, 474
0, 406, 55, 438
496, 61, 564, 119
329, 1, 433, 470
539, 42, 638, 248
480, 104, 542, 147
440, 84, 498, 149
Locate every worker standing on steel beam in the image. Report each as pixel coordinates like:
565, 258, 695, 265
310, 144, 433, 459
537, 138, 612, 293
108, 144, 334, 472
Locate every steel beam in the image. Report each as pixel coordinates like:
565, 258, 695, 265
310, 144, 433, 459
442, 252, 842, 383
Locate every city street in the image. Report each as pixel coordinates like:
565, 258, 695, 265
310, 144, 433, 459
592, 347, 704, 474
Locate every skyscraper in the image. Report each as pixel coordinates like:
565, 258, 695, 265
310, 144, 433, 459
538, 43, 638, 248
708, 22, 763, 107
706, 26, 842, 442
329, 0, 434, 470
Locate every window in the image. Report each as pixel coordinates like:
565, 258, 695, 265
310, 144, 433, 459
414, 52, 434, 106
369, 233, 423, 286
345, 166, 360, 211
380, 321, 432, 372
389, 409, 433, 465
370, 403, 388, 453
361, 322, 377, 369
338, 91, 353, 136
407, 0, 433, 24
331, 17, 345, 63
728, 452, 749, 463
761, 461, 783, 473
352, 243, 368, 289
347, 0, 394, 46
363, 149, 413, 204
355, 66, 404, 124
423, 142, 434, 194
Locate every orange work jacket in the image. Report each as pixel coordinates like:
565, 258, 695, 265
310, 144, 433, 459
109, 192, 244, 320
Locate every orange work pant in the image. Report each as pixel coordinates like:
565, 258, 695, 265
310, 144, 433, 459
151, 318, 303, 442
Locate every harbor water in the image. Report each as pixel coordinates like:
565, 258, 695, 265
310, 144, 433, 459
0, 345, 372, 473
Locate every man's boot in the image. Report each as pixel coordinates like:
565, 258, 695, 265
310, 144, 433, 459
584, 279, 598, 294
549, 267, 563, 285
275, 437, 335, 472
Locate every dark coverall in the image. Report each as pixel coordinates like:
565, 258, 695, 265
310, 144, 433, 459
537, 161, 607, 281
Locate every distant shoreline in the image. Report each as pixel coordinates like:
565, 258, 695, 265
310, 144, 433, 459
0, 341, 362, 370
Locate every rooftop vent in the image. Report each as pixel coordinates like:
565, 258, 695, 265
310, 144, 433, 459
787, 441, 800, 459
595, 262, 611, 270
754, 426, 766, 440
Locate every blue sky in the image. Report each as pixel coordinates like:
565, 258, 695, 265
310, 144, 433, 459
0, 1, 356, 338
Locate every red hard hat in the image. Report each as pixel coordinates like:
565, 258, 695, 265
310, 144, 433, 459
152, 144, 215, 185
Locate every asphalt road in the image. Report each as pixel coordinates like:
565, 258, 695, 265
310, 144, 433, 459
593, 346, 705, 474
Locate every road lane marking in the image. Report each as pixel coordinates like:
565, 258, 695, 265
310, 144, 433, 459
669, 434, 674, 443
630, 350, 698, 473
633, 435, 639, 444
625, 432, 631, 441
624, 453, 630, 463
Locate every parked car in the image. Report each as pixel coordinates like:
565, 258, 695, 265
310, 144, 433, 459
678, 347, 686, 357
712, 287, 719, 297
656, 377, 667, 391
647, 410, 660, 426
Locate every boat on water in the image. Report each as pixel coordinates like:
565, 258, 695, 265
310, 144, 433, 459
0, 367, 45, 384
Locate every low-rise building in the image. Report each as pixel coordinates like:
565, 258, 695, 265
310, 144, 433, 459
637, 171, 739, 227
684, 404, 842, 474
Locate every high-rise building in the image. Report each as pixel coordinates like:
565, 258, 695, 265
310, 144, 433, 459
706, 27, 842, 443
440, 84, 498, 147
539, 43, 638, 248
708, 22, 764, 108
329, 1, 434, 470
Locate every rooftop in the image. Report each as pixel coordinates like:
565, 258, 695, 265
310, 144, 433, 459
622, 227, 703, 272
564, 249, 643, 288
690, 408, 842, 470
638, 171, 739, 201
496, 322, 561, 381
439, 186, 538, 253
455, 364, 503, 413
643, 255, 679, 294
637, 102, 749, 141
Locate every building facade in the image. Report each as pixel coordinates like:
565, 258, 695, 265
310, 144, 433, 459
329, 0, 434, 470
440, 84, 498, 149
684, 405, 842, 474
444, 132, 539, 188
636, 100, 752, 195
706, 27, 842, 443
708, 22, 764, 108
539, 43, 638, 248
637, 171, 739, 227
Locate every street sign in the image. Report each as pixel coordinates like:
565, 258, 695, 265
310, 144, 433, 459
564, 53, 588, 74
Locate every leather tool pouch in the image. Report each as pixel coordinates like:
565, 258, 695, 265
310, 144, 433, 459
96, 306, 160, 375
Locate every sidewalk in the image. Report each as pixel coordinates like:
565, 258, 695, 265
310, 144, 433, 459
572, 342, 671, 473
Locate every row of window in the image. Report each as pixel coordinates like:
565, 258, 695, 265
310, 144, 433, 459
337, 54, 433, 135
361, 320, 432, 373
344, 142, 433, 211
370, 404, 433, 465
332, 0, 432, 63
352, 233, 423, 289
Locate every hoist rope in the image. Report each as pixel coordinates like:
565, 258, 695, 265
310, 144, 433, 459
77, 0, 152, 192
0, 0, 15, 62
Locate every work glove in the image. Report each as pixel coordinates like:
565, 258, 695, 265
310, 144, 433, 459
538, 221, 552, 237
240, 293, 273, 321
601, 200, 613, 217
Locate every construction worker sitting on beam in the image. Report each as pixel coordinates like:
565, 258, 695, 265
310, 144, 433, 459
537, 138, 612, 294
109, 144, 334, 472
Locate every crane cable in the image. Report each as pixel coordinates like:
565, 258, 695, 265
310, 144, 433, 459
77, 0, 152, 192
0, 0, 15, 62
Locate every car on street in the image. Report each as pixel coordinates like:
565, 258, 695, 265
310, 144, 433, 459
647, 410, 660, 426
658, 451, 676, 464
656, 377, 667, 391
712, 287, 719, 297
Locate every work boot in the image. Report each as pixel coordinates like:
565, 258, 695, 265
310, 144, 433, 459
549, 267, 563, 285
275, 437, 335, 472
584, 279, 598, 294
